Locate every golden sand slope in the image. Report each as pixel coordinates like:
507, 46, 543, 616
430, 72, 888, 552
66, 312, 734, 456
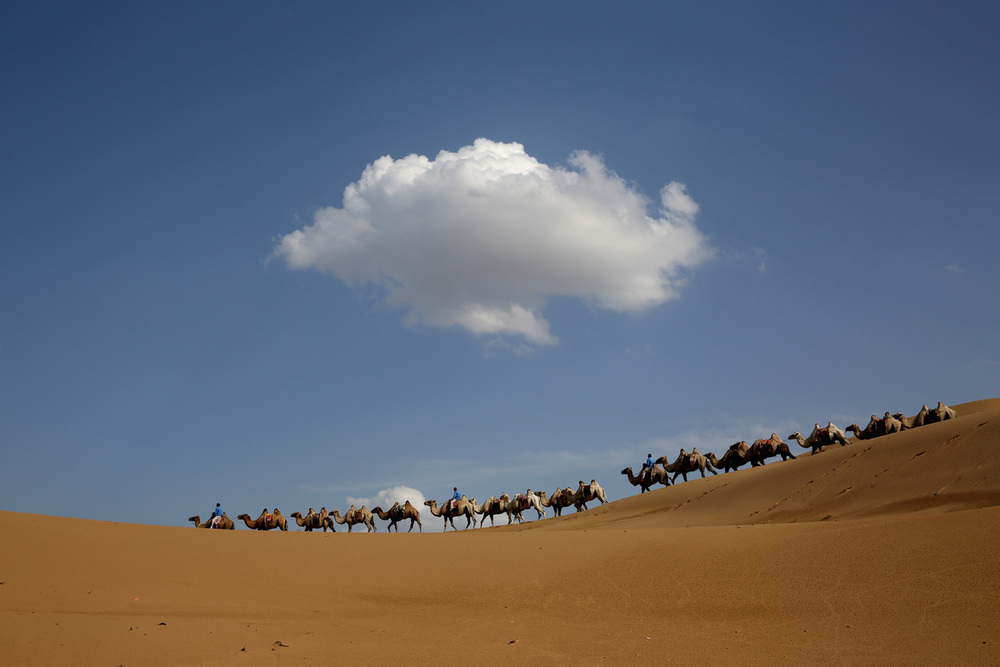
1, 400, 998, 665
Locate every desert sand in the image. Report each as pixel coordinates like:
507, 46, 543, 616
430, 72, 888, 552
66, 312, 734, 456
2, 399, 998, 665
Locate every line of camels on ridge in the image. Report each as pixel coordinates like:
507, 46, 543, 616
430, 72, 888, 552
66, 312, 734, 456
190, 401, 957, 531
621, 401, 958, 493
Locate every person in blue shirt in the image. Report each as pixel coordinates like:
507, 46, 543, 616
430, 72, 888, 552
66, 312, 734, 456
210, 503, 223, 528
640, 454, 655, 484
450, 487, 461, 511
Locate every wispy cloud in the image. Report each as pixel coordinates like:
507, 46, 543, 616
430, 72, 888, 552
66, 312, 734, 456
944, 263, 967, 274
754, 247, 768, 273
274, 139, 714, 346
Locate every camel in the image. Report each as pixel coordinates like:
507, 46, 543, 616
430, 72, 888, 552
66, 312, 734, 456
848, 412, 908, 440
747, 434, 796, 466
371, 501, 422, 533
237, 509, 288, 531
290, 508, 335, 532
788, 423, 850, 454
424, 497, 478, 531
895, 404, 932, 429
475, 494, 513, 527
331, 506, 376, 533
620, 464, 670, 492
565, 480, 609, 511
188, 513, 235, 530
533, 489, 575, 517
506, 490, 545, 523
930, 401, 958, 423
881, 412, 904, 435
846, 415, 884, 440
657, 448, 717, 483
707, 441, 751, 472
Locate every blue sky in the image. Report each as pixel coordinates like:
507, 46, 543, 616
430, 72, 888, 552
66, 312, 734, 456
2, 2, 998, 530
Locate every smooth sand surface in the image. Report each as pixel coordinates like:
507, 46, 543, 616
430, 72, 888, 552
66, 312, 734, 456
2, 399, 998, 665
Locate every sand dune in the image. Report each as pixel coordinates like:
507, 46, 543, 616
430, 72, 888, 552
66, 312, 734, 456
2, 399, 998, 665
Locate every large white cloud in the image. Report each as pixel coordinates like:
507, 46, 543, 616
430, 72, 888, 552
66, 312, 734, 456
274, 139, 714, 345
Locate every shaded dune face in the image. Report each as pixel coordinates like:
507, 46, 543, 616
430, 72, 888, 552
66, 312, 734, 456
2, 398, 999, 665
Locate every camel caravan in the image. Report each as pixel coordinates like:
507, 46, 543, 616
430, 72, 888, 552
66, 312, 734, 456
190, 401, 957, 529
845, 402, 957, 440
187, 481, 611, 533
621, 401, 958, 493
425, 480, 609, 531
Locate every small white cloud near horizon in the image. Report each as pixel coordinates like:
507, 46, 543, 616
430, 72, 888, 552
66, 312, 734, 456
944, 263, 966, 274
274, 139, 715, 345
346, 485, 426, 511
